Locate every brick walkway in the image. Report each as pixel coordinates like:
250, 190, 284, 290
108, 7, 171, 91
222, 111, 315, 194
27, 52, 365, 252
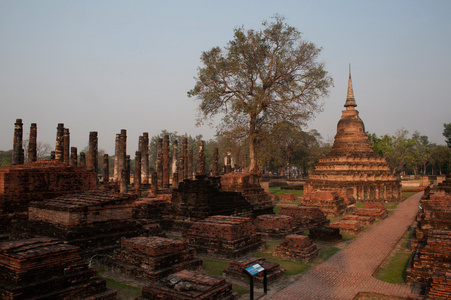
271, 192, 422, 300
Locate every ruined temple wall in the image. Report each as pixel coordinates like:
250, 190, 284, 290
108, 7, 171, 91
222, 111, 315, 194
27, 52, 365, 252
305, 180, 401, 202
0, 160, 97, 196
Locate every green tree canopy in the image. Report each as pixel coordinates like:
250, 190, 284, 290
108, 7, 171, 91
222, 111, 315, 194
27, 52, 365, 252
443, 123, 451, 147
188, 15, 333, 174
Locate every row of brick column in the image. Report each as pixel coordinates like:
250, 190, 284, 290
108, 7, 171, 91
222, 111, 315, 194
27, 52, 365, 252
10, 119, 222, 191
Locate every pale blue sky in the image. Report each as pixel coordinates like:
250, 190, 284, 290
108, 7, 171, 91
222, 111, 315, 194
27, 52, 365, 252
1, 0, 450, 154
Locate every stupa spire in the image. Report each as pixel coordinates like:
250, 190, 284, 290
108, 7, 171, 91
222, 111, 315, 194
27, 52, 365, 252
345, 64, 357, 109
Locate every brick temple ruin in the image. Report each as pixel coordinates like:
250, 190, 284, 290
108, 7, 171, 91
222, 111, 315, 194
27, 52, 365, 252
108, 236, 202, 282
1, 119, 279, 299
0, 112, 410, 299
138, 270, 237, 300
407, 174, 451, 299
13, 190, 163, 259
162, 173, 274, 231
273, 235, 319, 263
304, 68, 401, 205
0, 237, 116, 299
0, 159, 97, 234
184, 216, 266, 259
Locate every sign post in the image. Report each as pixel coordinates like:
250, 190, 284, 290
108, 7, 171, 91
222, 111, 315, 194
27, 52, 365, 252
243, 263, 267, 300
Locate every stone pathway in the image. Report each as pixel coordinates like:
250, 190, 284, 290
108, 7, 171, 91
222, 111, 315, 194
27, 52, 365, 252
271, 193, 422, 300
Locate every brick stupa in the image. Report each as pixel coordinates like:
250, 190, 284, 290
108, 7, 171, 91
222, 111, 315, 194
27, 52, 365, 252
304, 67, 401, 203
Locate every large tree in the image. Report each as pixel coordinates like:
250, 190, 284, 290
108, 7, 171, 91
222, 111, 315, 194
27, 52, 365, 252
188, 16, 332, 174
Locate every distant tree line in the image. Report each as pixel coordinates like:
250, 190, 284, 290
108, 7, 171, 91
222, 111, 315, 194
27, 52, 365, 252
367, 123, 451, 176
2, 123, 450, 177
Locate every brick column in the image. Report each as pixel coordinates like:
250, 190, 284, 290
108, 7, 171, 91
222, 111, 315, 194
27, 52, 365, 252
163, 134, 170, 188
196, 140, 205, 176
79, 152, 86, 167
188, 149, 193, 179
212, 148, 219, 176
141, 132, 149, 184
178, 154, 185, 183
12, 118, 23, 165
120, 169, 128, 194
151, 171, 157, 195
113, 134, 120, 182
172, 139, 178, 175
70, 147, 78, 166
55, 123, 64, 162
63, 128, 70, 164
126, 155, 131, 185
28, 123, 37, 163
172, 172, 178, 189
87, 131, 98, 173
182, 137, 188, 180
156, 138, 163, 187
118, 129, 127, 183
103, 154, 109, 187
134, 151, 141, 190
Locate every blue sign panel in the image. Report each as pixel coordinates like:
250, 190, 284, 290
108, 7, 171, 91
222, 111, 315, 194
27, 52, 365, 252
245, 263, 264, 275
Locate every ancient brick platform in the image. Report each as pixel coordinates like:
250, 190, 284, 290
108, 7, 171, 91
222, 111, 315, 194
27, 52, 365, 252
253, 214, 299, 238
408, 176, 451, 298
302, 190, 351, 217
184, 216, 265, 259
330, 219, 364, 235
342, 214, 375, 225
272, 235, 319, 263
280, 193, 296, 203
277, 205, 330, 230
353, 203, 388, 220
108, 236, 202, 282
137, 270, 237, 300
0, 237, 116, 299
162, 176, 254, 231
223, 256, 285, 288
407, 230, 451, 284
133, 198, 168, 220
426, 269, 451, 299
13, 191, 159, 259
308, 226, 342, 242
415, 192, 451, 242
220, 173, 274, 216
0, 160, 97, 233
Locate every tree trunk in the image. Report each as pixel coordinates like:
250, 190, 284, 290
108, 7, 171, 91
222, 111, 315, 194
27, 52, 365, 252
248, 114, 260, 174
248, 135, 259, 174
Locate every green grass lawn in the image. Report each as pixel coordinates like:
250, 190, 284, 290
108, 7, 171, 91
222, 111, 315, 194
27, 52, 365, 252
373, 230, 412, 284
269, 187, 304, 198
202, 258, 229, 276
402, 192, 417, 199
97, 268, 142, 300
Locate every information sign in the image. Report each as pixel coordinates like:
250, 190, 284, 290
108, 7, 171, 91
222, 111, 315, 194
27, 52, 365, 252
245, 263, 264, 275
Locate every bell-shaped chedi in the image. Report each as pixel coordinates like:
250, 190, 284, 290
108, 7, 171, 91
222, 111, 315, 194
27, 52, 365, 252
304, 67, 401, 203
